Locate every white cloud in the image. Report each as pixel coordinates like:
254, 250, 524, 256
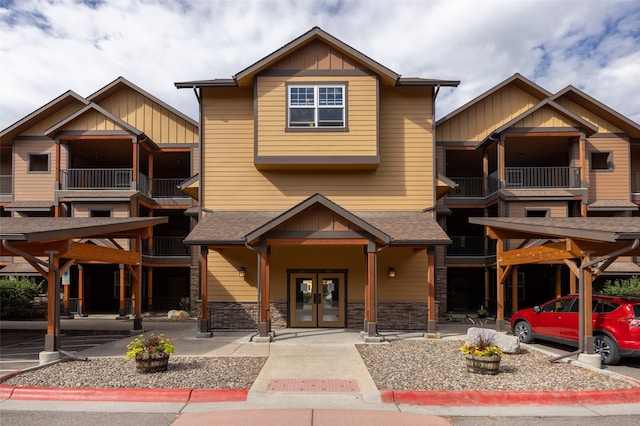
1, 0, 639, 128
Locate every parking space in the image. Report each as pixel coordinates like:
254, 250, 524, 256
0, 333, 126, 376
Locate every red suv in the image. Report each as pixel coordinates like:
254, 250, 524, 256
511, 294, 640, 365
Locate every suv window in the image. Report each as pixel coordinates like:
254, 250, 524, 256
593, 300, 620, 313
541, 298, 575, 313
633, 305, 640, 318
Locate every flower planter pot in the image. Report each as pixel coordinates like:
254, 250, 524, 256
465, 354, 501, 375
135, 355, 169, 373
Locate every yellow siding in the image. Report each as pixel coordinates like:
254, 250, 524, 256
269, 39, 366, 72
13, 139, 56, 201
60, 110, 123, 132
201, 86, 435, 211
208, 246, 428, 303
21, 102, 86, 136
511, 106, 579, 129
256, 75, 377, 156
556, 98, 623, 134
587, 137, 630, 200
97, 88, 198, 144
507, 201, 568, 217
437, 85, 542, 142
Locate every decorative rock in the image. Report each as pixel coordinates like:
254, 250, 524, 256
466, 327, 520, 354
167, 310, 190, 320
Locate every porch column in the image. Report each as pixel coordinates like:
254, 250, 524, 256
258, 246, 271, 338
364, 242, 376, 337
427, 248, 436, 333
498, 135, 505, 188
117, 264, 127, 319
579, 137, 587, 217
148, 151, 154, 195
511, 266, 518, 315
583, 262, 594, 354
482, 150, 489, 194
555, 265, 562, 297
495, 239, 509, 331
132, 262, 142, 330
61, 269, 72, 319
147, 267, 154, 311
77, 265, 87, 317
44, 251, 60, 354
569, 269, 576, 293
483, 267, 490, 309
54, 141, 61, 216
197, 246, 211, 336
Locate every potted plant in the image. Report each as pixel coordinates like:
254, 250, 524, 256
476, 305, 489, 318
460, 329, 503, 375
125, 333, 176, 373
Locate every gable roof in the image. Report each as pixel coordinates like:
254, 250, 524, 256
478, 98, 599, 146
175, 27, 459, 89
0, 91, 88, 145
43, 102, 147, 140
437, 73, 550, 126
551, 86, 640, 139
88, 76, 198, 128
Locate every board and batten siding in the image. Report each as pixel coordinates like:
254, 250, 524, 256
437, 85, 543, 142
509, 105, 580, 129
256, 75, 377, 157
506, 201, 568, 218
59, 110, 129, 133
556, 98, 623, 134
587, 136, 631, 200
13, 139, 56, 201
201, 85, 435, 211
73, 203, 130, 218
19, 102, 87, 137
98, 89, 198, 144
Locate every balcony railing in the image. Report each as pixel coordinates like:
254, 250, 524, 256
152, 178, 185, 198
448, 171, 499, 197
447, 236, 496, 256
60, 168, 132, 190
0, 175, 11, 194
143, 236, 190, 256
505, 166, 581, 188
632, 173, 640, 193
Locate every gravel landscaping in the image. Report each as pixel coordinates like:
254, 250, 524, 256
1, 339, 636, 391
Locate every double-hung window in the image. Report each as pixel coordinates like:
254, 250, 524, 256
288, 84, 345, 128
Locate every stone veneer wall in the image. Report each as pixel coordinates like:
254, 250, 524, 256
205, 301, 287, 330
377, 302, 429, 331
436, 266, 448, 321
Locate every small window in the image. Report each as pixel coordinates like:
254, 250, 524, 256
28, 153, 50, 173
541, 298, 575, 313
526, 209, 549, 218
590, 152, 612, 171
288, 84, 345, 128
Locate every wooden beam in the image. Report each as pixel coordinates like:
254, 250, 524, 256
266, 238, 370, 246
498, 242, 576, 266
66, 242, 140, 265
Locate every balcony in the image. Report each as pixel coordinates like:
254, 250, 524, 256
447, 167, 581, 198
505, 166, 581, 188
143, 236, 190, 256
152, 178, 186, 198
0, 175, 11, 195
60, 168, 132, 190
447, 236, 496, 257
632, 173, 640, 193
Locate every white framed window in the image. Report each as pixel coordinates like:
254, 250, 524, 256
288, 84, 345, 128
28, 153, 50, 173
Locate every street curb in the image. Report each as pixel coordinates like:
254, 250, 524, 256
0, 385, 248, 403
380, 387, 640, 406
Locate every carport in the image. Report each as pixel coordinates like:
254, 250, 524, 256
469, 217, 640, 365
0, 217, 167, 361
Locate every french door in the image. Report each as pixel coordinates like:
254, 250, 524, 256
289, 271, 345, 327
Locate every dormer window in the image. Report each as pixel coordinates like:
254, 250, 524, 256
288, 84, 345, 128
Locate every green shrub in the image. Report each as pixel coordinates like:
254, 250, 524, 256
600, 276, 640, 297
0, 277, 43, 318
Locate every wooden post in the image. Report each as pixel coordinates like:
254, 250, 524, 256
132, 138, 138, 189
117, 264, 127, 319
77, 265, 86, 317
258, 247, 270, 337
147, 267, 154, 311
133, 262, 142, 330
570, 270, 576, 294
496, 239, 505, 327
511, 267, 518, 315
483, 267, 490, 309
555, 265, 562, 297
583, 264, 594, 353
365, 244, 376, 337
427, 249, 436, 333
44, 251, 60, 353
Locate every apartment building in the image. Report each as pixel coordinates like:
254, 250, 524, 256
436, 74, 640, 317
0, 77, 199, 316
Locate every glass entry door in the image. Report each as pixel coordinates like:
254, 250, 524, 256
289, 272, 345, 327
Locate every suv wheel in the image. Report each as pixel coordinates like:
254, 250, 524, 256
514, 321, 534, 343
593, 335, 621, 365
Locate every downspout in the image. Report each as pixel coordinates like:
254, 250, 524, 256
550, 238, 639, 362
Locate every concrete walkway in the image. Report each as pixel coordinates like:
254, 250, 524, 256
2, 317, 640, 425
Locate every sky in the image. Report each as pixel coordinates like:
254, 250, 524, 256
1, 0, 639, 130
